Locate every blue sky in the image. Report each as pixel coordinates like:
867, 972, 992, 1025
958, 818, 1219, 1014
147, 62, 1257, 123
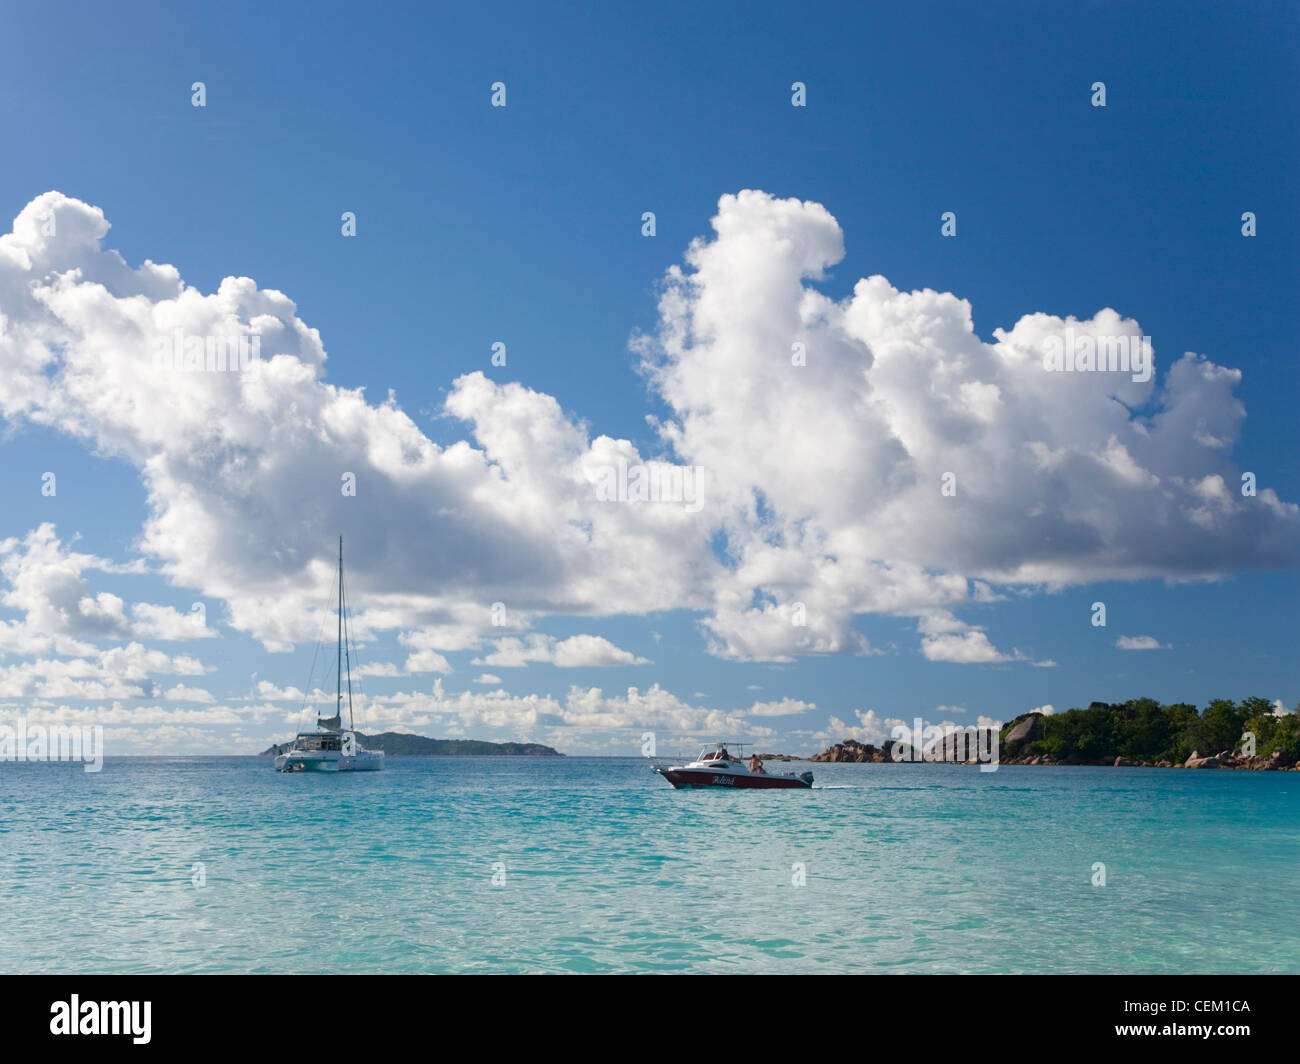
0, 1, 1296, 754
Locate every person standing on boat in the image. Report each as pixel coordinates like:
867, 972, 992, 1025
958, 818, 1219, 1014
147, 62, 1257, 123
748, 753, 765, 774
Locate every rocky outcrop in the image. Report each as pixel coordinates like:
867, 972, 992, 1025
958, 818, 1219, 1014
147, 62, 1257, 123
1004, 713, 1045, 746
1199, 748, 1294, 771
811, 739, 880, 763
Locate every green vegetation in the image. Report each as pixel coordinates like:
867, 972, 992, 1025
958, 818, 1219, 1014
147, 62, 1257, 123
1001, 697, 1299, 764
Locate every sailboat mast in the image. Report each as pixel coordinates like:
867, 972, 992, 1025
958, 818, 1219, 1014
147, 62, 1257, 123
344, 572, 355, 731
336, 536, 343, 725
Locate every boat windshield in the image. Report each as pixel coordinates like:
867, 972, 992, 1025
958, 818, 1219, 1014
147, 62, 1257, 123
294, 734, 342, 751
698, 743, 747, 761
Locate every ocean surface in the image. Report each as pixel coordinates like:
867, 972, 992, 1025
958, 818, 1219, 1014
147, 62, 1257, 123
1, 756, 1297, 974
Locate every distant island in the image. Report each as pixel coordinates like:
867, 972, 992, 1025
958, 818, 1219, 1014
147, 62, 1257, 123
802, 697, 1300, 770
262, 732, 562, 757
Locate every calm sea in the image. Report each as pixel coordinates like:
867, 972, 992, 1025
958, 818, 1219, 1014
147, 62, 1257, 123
1, 756, 1296, 973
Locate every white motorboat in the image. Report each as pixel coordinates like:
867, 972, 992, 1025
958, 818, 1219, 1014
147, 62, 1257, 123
654, 742, 813, 789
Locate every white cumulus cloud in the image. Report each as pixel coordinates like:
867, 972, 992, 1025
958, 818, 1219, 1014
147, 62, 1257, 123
0, 189, 1293, 677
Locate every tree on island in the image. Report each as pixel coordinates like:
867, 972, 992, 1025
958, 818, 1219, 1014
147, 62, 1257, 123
1001, 697, 1299, 765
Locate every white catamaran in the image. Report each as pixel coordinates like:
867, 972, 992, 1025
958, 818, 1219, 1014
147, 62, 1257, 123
274, 538, 385, 773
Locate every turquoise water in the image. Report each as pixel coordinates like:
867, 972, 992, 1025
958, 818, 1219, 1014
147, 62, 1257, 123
1, 757, 1297, 973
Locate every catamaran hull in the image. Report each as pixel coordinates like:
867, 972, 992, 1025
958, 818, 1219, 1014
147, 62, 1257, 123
343, 752, 385, 772
274, 752, 385, 773
656, 767, 813, 789
275, 753, 338, 772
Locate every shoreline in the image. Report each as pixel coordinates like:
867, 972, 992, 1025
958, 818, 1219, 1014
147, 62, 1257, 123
786, 737, 1299, 771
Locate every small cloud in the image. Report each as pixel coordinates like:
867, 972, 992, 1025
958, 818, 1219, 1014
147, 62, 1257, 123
811, 709, 902, 745
553, 635, 649, 668
163, 685, 215, 703
918, 611, 1043, 664
357, 661, 402, 678
1116, 635, 1167, 651
256, 681, 306, 702
404, 649, 453, 674
474, 634, 648, 668
473, 673, 502, 685
747, 697, 816, 717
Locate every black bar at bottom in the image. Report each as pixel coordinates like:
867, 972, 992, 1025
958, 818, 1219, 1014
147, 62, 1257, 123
2, 974, 1292, 1051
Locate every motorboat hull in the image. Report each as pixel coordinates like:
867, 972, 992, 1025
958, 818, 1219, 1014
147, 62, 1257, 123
656, 766, 812, 789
